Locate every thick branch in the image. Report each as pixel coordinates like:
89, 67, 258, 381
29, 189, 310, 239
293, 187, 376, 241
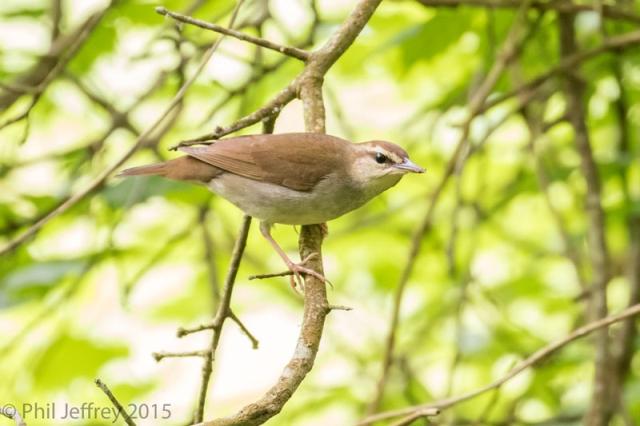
195, 1, 383, 424
558, 13, 612, 426
174, 0, 383, 149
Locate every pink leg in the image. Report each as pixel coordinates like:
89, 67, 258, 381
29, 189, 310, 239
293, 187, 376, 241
259, 222, 329, 290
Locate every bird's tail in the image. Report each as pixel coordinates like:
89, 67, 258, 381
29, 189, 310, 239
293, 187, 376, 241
117, 157, 222, 182
117, 163, 167, 178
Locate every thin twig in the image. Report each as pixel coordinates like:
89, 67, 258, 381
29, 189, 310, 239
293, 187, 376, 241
95, 379, 137, 426
328, 305, 353, 312
229, 311, 259, 349
156, 7, 310, 61
198, 56, 287, 127
482, 29, 640, 113
176, 307, 257, 346
199, 205, 221, 304
248, 270, 295, 280
153, 350, 211, 361
358, 303, 640, 425
195, 215, 252, 423
196, 7, 319, 130
171, 84, 296, 149
389, 408, 440, 426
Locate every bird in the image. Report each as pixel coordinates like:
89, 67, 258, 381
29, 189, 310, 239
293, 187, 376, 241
118, 132, 424, 289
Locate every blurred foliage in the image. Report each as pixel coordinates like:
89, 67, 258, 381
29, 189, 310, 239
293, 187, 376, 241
1, 0, 640, 425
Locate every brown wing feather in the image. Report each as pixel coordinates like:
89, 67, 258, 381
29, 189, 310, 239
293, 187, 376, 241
179, 133, 349, 191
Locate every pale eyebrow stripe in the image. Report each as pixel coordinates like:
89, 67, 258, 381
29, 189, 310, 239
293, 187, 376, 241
364, 147, 402, 163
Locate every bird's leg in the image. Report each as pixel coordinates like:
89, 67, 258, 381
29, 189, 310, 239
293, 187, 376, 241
259, 222, 329, 290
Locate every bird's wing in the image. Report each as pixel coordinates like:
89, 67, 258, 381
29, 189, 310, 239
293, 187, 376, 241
179, 133, 348, 191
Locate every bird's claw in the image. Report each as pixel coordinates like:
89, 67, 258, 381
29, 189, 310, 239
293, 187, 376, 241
286, 253, 332, 291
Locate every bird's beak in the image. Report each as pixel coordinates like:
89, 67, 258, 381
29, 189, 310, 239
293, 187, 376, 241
394, 158, 425, 173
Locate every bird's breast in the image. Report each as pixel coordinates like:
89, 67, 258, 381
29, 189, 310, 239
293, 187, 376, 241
207, 172, 379, 225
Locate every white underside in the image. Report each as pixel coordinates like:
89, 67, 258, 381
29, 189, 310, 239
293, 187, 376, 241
207, 172, 401, 225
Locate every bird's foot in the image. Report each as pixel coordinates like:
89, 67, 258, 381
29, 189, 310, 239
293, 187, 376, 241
286, 253, 332, 291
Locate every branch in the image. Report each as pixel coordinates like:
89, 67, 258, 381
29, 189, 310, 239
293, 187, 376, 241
482, 29, 640, 113
558, 13, 612, 426
0, 3, 110, 111
0, 2, 239, 256
416, 0, 640, 25
0, 5, 111, 133
199, 205, 221, 304
195, 214, 251, 422
95, 379, 137, 426
608, 40, 640, 420
156, 7, 310, 61
153, 350, 210, 361
248, 270, 295, 280
66, 73, 138, 134
190, 1, 384, 425
367, 1, 536, 413
174, 0, 386, 149
50, 0, 62, 41
174, 308, 258, 346
389, 408, 441, 426
359, 303, 640, 425
510, 58, 587, 292
196, 10, 319, 130
155, 212, 253, 423
173, 84, 296, 148
228, 311, 259, 349
198, 56, 288, 127
161, 91, 266, 424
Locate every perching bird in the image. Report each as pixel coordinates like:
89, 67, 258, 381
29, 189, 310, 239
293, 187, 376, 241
119, 133, 424, 288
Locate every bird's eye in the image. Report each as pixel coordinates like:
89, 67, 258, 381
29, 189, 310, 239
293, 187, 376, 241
375, 152, 387, 164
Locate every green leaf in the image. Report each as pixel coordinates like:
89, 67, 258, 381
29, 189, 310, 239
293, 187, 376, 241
68, 15, 118, 74
1, 259, 88, 304
33, 334, 128, 390
102, 175, 211, 208
397, 9, 478, 68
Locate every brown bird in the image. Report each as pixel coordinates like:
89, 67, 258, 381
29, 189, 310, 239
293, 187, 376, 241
119, 133, 424, 288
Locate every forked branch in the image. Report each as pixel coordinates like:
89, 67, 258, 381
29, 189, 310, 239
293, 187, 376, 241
190, 1, 384, 424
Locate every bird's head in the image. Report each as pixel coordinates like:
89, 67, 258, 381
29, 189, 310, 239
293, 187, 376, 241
350, 140, 424, 185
